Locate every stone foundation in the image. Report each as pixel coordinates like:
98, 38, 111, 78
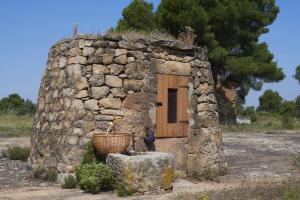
30, 32, 226, 178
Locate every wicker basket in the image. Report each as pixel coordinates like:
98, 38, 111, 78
92, 132, 131, 155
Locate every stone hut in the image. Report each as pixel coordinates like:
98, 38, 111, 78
30, 32, 226, 178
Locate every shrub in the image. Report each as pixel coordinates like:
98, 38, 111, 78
284, 184, 300, 200
33, 165, 46, 179
116, 182, 134, 197
81, 140, 106, 164
282, 114, 294, 129
202, 167, 219, 181
198, 193, 209, 200
61, 175, 77, 189
291, 154, 300, 169
75, 163, 114, 194
7, 146, 30, 161
46, 168, 58, 182
82, 140, 96, 164
32, 166, 58, 182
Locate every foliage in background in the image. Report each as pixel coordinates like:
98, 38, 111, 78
294, 65, 300, 85
224, 112, 300, 132
116, 0, 285, 102
296, 96, 300, 118
75, 163, 114, 194
0, 93, 36, 115
116, 0, 156, 32
7, 146, 30, 161
257, 89, 283, 113
236, 105, 257, 122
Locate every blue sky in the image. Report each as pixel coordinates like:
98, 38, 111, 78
0, 0, 298, 107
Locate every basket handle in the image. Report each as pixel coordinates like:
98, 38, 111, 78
106, 122, 115, 135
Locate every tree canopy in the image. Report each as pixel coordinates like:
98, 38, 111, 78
116, 0, 285, 102
0, 93, 36, 115
257, 89, 282, 113
116, 0, 156, 32
294, 65, 300, 84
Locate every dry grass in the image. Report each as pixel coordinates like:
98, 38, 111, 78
104, 28, 176, 41
0, 114, 33, 137
223, 112, 300, 133
175, 180, 300, 200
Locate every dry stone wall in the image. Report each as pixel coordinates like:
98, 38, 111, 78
30, 33, 226, 177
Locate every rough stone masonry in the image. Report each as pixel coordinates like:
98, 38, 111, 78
29, 32, 226, 178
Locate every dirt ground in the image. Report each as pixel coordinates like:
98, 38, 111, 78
0, 131, 300, 200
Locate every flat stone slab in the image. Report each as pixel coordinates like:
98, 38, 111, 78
106, 152, 175, 193
221, 131, 300, 181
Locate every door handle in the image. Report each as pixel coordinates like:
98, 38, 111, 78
156, 102, 163, 106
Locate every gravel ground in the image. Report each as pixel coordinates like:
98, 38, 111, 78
0, 131, 300, 199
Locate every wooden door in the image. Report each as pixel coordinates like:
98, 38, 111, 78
156, 74, 188, 138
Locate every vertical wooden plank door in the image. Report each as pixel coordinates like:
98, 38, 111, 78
156, 74, 188, 138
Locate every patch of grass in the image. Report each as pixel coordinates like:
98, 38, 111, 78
291, 154, 300, 169
223, 112, 300, 133
284, 184, 300, 200
198, 193, 209, 200
201, 167, 219, 181
7, 146, 30, 161
33, 166, 46, 179
32, 166, 58, 182
116, 182, 134, 197
46, 168, 58, 182
0, 114, 33, 137
61, 175, 77, 189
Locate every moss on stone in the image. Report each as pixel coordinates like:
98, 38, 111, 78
161, 166, 174, 189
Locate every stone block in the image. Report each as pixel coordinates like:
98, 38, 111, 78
155, 138, 187, 171
110, 64, 123, 75
89, 74, 105, 86
106, 152, 175, 193
124, 79, 143, 91
105, 75, 123, 88
93, 64, 109, 75
114, 55, 127, 65
99, 98, 121, 109
82, 47, 95, 56
91, 86, 109, 99
84, 99, 99, 111
102, 54, 114, 65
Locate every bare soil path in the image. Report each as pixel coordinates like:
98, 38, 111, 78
0, 131, 300, 199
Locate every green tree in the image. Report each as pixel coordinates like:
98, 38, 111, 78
294, 65, 300, 84
279, 100, 296, 116
0, 93, 36, 115
117, 0, 285, 102
116, 0, 156, 32
295, 95, 300, 118
257, 89, 282, 113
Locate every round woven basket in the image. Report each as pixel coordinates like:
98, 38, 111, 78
92, 132, 131, 155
